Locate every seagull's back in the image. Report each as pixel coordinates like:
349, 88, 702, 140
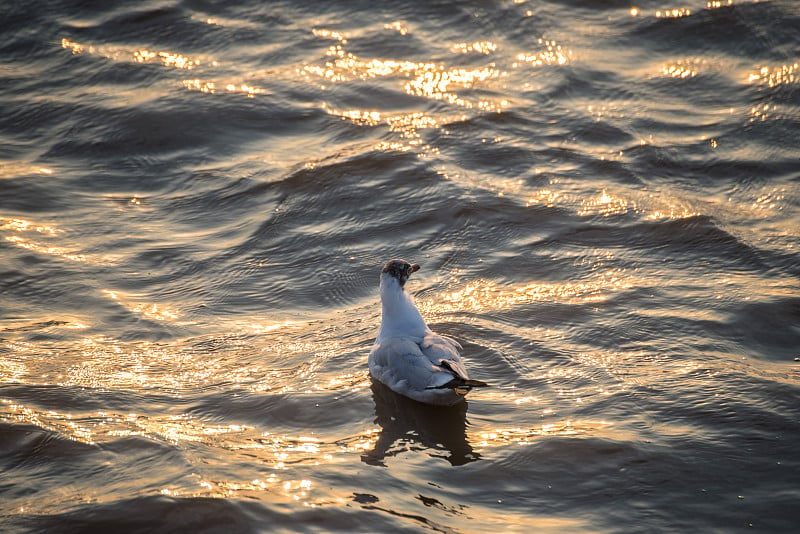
368, 259, 487, 406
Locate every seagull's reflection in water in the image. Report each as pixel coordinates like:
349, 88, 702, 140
363, 377, 479, 467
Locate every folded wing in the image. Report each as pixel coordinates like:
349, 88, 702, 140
370, 333, 488, 390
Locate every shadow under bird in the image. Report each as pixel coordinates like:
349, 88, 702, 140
368, 259, 489, 406
364, 377, 479, 466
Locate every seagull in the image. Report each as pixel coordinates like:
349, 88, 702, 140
368, 259, 488, 406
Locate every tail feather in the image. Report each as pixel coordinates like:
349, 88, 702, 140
462, 378, 490, 388
431, 359, 490, 392
426, 377, 490, 391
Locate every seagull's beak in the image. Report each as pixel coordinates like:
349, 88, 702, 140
410, 263, 420, 274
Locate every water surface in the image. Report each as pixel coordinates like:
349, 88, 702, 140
1, 0, 799, 532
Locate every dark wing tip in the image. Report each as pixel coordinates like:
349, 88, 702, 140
463, 379, 490, 388
425, 377, 490, 391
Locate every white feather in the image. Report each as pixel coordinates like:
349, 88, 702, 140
369, 270, 479, 405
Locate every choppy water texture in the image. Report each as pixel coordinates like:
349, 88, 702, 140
1, 0, 799, 532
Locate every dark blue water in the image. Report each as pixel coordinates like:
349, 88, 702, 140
1, 0, 799, 532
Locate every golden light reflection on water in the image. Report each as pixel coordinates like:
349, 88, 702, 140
578, 189, 631, 217
0, 216, 59, 235
661, 59, 704, 79
644, 205, 700, 220
323, 104, 440, 152
749, 102, 778, 122
525, 187, 562, 208
6, 323, 368, 399
302, 47, 508, 111
103, 289, 180, 322
523, 180, 699, 221
0, 161, 54, 178
0, 397, 380, 456
386, 112, 439, 140
514, 38, 571, 67
750, 188, 787, 211
0, 386, 625, 512
61, 38, 205, 70
472, 420, 615, 447
323, 105, 382, 126
0, 397, 379, 507
49, 335, 258, 393
744, 61, 797, 130
416, 253, 794, 336
63, 37, 267, 98
182, 79, 266, 97
406, 66, 505, 108
451, 41, 498, 55
170, 428, 384, 505
418, 270, 632, 317
628, 5, 696, 18
303, 54, 417, 83
747, 62, 799, 87
312, 28, 349, 44
239, 319, 303, 335
383, 21, 409, 35
655, 7, 692, 18
0, 357, 26, 381
5, 236, 87, 262
296, 27, 576, 158
458, 156, 700, 222
180, 477, 320, 504
0, 216, 98, 263
133, 50, 197, 70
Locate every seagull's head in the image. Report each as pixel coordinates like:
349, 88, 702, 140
381, 259, 420, 288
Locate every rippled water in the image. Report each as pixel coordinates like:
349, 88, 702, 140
2, 0, 799, 532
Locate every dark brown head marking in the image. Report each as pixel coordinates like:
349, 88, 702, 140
381, 259, 420, 287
